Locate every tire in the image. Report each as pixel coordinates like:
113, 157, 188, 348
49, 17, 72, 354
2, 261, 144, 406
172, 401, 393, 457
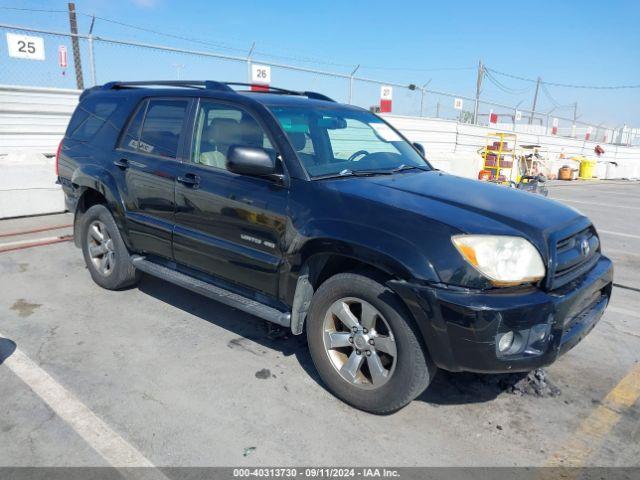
306, 272, 436, 414
80, 204, 141, 290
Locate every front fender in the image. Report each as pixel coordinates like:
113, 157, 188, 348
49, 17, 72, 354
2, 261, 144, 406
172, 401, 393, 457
283, 218, 442, 305
296, 218, 440, 280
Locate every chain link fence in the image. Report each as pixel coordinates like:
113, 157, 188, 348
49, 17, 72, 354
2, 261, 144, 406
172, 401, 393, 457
0, 23, 636, 146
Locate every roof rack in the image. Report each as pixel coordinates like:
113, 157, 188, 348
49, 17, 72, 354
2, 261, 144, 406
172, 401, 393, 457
101, 80, 234, 91
99, 80, 335, 102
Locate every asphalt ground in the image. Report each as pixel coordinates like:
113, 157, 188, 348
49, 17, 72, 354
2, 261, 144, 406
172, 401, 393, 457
0, 180, 638, 471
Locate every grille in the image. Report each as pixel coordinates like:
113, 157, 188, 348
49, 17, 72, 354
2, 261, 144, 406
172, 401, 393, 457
550, 226, 600, 290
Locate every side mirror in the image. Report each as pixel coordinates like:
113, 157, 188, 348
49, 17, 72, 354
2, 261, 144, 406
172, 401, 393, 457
227, 146, 276, 177
413, 142, 425, 156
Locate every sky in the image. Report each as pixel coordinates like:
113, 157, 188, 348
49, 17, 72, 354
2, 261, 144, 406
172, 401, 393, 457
1, 0, 639, 126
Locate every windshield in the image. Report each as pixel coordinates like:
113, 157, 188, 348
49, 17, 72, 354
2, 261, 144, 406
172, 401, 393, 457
268, 105, 431, 178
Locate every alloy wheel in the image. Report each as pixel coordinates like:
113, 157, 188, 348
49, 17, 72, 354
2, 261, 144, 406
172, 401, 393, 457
322, 297, 397, 389
87, 220, 115, 276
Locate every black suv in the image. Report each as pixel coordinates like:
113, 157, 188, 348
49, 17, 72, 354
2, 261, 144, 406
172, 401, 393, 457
57, 80, 613, 413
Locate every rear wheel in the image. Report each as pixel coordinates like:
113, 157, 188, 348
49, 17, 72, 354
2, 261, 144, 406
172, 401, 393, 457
306, 273, 435, 414
80, 204, 140, 290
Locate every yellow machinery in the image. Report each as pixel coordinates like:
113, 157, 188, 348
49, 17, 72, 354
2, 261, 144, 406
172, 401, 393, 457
479, 132, 517, 184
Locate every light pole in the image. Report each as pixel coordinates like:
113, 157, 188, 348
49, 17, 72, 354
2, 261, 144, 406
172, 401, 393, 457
246, 42, 256, 83
545, 106, 557, 136
513, 100, 523, 131
419, 79, 432, 117
172, 63, 185, 80
529, 77, 541, 125
348, 64, 360, 105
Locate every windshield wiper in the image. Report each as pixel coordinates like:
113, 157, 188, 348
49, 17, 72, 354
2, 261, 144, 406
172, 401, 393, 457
340, 168, 394, 177
315, 165, 430, 180
390, 164, 431, 173
315, 169, 393, 180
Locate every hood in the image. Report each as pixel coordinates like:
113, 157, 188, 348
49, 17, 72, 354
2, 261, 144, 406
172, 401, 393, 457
326, 170, 586, 254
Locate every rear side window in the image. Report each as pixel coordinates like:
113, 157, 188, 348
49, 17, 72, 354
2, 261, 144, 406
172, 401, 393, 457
67, 96, 122, 142
139, 99, 188, 158
118, 98, 188, 159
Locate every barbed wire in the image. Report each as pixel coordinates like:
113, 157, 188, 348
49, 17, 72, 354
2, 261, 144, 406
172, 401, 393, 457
486, 67, 640, 90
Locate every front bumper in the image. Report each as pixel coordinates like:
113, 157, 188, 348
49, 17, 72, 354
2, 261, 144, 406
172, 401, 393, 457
390, 255, 613, 373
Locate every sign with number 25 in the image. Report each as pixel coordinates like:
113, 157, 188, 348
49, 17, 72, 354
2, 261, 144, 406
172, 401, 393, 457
6, 33, 46, 60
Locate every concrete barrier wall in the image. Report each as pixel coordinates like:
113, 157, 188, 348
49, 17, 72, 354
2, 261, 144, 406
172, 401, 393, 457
0, 152, 65, 218
0, 86, 79, 218
1, 85, 638, 218
383, 114, 640, 180
0, 85, 80, 155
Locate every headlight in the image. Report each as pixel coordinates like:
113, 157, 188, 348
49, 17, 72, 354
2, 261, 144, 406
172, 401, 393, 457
451, 235, 546, 287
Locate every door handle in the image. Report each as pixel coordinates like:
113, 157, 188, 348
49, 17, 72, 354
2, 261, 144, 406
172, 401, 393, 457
113, 158, 129, 169
177, 173, 200, 188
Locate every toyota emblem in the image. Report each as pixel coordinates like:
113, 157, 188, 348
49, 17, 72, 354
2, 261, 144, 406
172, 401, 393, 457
580, 238, 590, 257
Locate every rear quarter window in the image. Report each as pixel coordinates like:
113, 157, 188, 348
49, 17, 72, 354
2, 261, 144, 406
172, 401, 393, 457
118, 100, 148, 153
67, 96, 123, 142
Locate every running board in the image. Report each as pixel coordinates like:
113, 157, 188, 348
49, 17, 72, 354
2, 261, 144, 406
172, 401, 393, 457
131, 256, 291, 327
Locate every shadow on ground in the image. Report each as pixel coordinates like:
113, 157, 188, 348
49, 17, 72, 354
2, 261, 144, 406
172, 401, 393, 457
418, 370, 528, 405
137, 274, 559, 408
0, 338, 17, 365
137, 274, 320, 381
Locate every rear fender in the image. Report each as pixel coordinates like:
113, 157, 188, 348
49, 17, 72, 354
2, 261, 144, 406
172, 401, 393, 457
70, 165, 131, 248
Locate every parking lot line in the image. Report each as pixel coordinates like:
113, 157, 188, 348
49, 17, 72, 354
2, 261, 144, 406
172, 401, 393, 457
546, 362, 640, 467
608, 306, 640, 320
603, 248, 640, 258
614, 283, 640, 293
559, 199, 640, 211
598, 230, 640, 240
563, 192, 640, 200
0, 334, 168, 477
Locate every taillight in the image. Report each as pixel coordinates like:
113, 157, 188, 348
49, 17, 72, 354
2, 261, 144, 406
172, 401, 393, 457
55, 140, 63, 177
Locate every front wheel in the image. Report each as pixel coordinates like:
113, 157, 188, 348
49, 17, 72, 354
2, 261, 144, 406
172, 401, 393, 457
306, 273, 436, 414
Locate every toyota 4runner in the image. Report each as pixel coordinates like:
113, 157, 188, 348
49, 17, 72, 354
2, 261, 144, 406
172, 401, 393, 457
57, 80, 613, 413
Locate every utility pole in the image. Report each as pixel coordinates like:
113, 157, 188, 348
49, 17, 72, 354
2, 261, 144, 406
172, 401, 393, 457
572, 102, 578, 138
513, 100, 523, 131
172, 63, 185, 80
246, 42, 256, 84
529, 76, 541, 125
87, 15, 97, 86
348, 64, 360, 105
67, 2, 84, 90
419, 79, 432, 117
473, 60, 484, 124
545, 107, 557, 135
